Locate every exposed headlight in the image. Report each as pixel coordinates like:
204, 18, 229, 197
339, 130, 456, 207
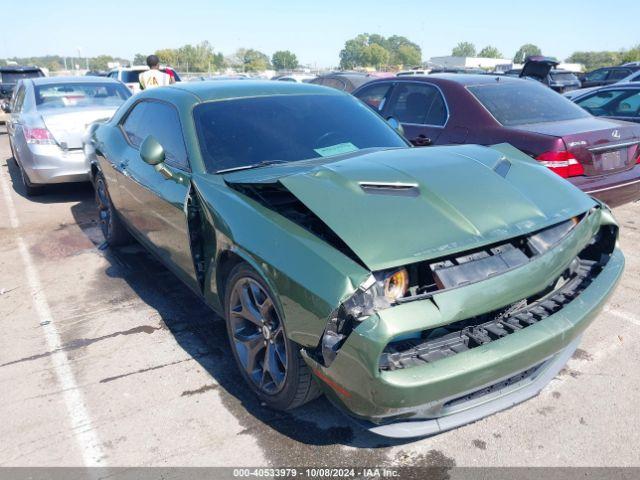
383, 268, 409, 301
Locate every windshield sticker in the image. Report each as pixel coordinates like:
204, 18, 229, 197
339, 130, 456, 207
314, 142, 359, 157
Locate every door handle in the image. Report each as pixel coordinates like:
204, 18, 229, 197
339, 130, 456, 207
412, 135, 432, 146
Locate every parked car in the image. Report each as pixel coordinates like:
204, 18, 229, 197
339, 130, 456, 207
5, 76, 131, 195
0, 66, 45, 123
396, 69, 428, 77
86, 80, 623, 438
579, 66, 640, 89
352, 75, 640, 206
107, 66, 181, 93
308, 72, 374, 92
571, 84, 640, 124
564, 69, 640, 100
274, 74, 316, 83
518, 57, 581, 93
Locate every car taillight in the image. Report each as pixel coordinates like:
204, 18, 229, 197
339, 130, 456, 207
536, 151, 584, 178
23, 126, 56, 145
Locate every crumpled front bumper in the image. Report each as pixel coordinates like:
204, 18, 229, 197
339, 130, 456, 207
301, 209, 624, 438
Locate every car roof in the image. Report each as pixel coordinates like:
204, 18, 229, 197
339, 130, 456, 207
29, 76, 124, 86
0, 65, 42, 72
396, 73, 523, 87
170, 80, 342, 102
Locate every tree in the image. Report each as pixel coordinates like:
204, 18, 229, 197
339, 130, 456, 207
478, 46, 502, 59
339, 33, 421, 69
133, 53, 147, 65
513, 44, 542, 63
89, 55, 115, 71
231, 48, 270, 72
386, 35, 421, 67
620, 44, 640, 64
366, 44, 390, 69
452, 42, 476, 57
272, 50, 298, 71
566, 51, 620, 70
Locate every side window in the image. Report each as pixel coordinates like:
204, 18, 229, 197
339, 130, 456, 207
323, 78, 347, 91
354, 83, 393, 111
12, 85, 26, 113
121, 102, 149, 148
387, 83, 447, 126
586, 69, 608, 82
140, 102, 189, 171
609, 69, 631, 81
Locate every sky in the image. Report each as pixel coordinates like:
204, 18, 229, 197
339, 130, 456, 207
3, 0, 639, 68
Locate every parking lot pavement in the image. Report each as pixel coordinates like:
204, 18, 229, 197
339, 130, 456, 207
0, 131, 639, 468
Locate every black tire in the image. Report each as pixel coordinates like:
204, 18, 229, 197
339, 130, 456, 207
17, 160, 45, 197
224, 263, 321, 410
94, 171, 131, 246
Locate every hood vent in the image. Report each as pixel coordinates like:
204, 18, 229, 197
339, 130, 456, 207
359, 182, 420, 197
493, 158, 511, 178
227, 181, 367, 268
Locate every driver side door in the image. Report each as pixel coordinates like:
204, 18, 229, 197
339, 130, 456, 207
117, 100, 200, 292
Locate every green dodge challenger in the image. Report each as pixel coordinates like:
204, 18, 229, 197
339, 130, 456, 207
86, 81, 624, 438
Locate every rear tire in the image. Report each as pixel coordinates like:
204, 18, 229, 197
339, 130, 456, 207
94, 171, 131, 246
224, 263, 321, 410
18, 161, 44, 197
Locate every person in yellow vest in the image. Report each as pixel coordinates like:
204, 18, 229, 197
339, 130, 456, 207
139, 55, 174, 90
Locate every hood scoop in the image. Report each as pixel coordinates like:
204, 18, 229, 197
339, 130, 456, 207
359, 182, 420, 197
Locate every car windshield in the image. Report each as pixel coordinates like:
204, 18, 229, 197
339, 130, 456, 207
0, 70, 43, 83
468, 81, 590, 126
194, 94, 408, 173
35, 82, 131, 110
550, 71, 577, 82
575, 89, 640, 118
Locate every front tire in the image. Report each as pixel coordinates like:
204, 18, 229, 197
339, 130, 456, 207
224, 263, 320, 410
95, 171, 131, 246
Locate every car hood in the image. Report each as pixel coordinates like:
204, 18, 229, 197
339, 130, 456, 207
224, 145, 596, 271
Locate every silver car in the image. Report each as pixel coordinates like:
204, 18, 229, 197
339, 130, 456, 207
6, 76, 131, 195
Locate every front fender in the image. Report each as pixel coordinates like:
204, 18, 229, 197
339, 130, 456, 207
194, 174, 370, 347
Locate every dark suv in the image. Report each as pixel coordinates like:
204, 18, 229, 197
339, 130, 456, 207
0, 66, 45, 123
0, 66, 44, 101
579, 66, 640, 88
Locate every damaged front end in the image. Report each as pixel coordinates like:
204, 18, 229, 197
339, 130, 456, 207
302, 205, 624, 437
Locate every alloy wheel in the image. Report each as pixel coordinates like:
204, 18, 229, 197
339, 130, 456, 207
95, 178, 113, 240
228, 278, 288, 394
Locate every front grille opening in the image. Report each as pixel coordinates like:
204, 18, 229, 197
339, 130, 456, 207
379, 225, 616, 371
395, 213, 587, 304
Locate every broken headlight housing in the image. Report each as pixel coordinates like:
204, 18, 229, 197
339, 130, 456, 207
320, 268, 409, 365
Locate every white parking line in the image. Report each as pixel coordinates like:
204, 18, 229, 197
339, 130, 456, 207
0, 162, 105, 466
604, 306, 640, 327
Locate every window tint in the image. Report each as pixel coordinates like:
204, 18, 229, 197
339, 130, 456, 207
122, 101, 189, 170
0, 70, 43, 83
387, 83, 447, 125
354, 83, 393, 111
609, 69, 631, 81
585, 69, 608, 82
35, 82, 130, 110
122, 71, 142, 84
193, 94, 408, 173
576, 89, 640, 118
468, 81, 589, 126
13, 85, 26, 113
122, 102, 149, 147
322, 78, 347, 90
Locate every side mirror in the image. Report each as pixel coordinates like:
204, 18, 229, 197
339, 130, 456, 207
386, 116, 405, 137
1, 102, 10, 114
140, 135, 165, 165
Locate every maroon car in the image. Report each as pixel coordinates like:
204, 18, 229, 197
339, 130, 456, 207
352, 74, 640, 206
